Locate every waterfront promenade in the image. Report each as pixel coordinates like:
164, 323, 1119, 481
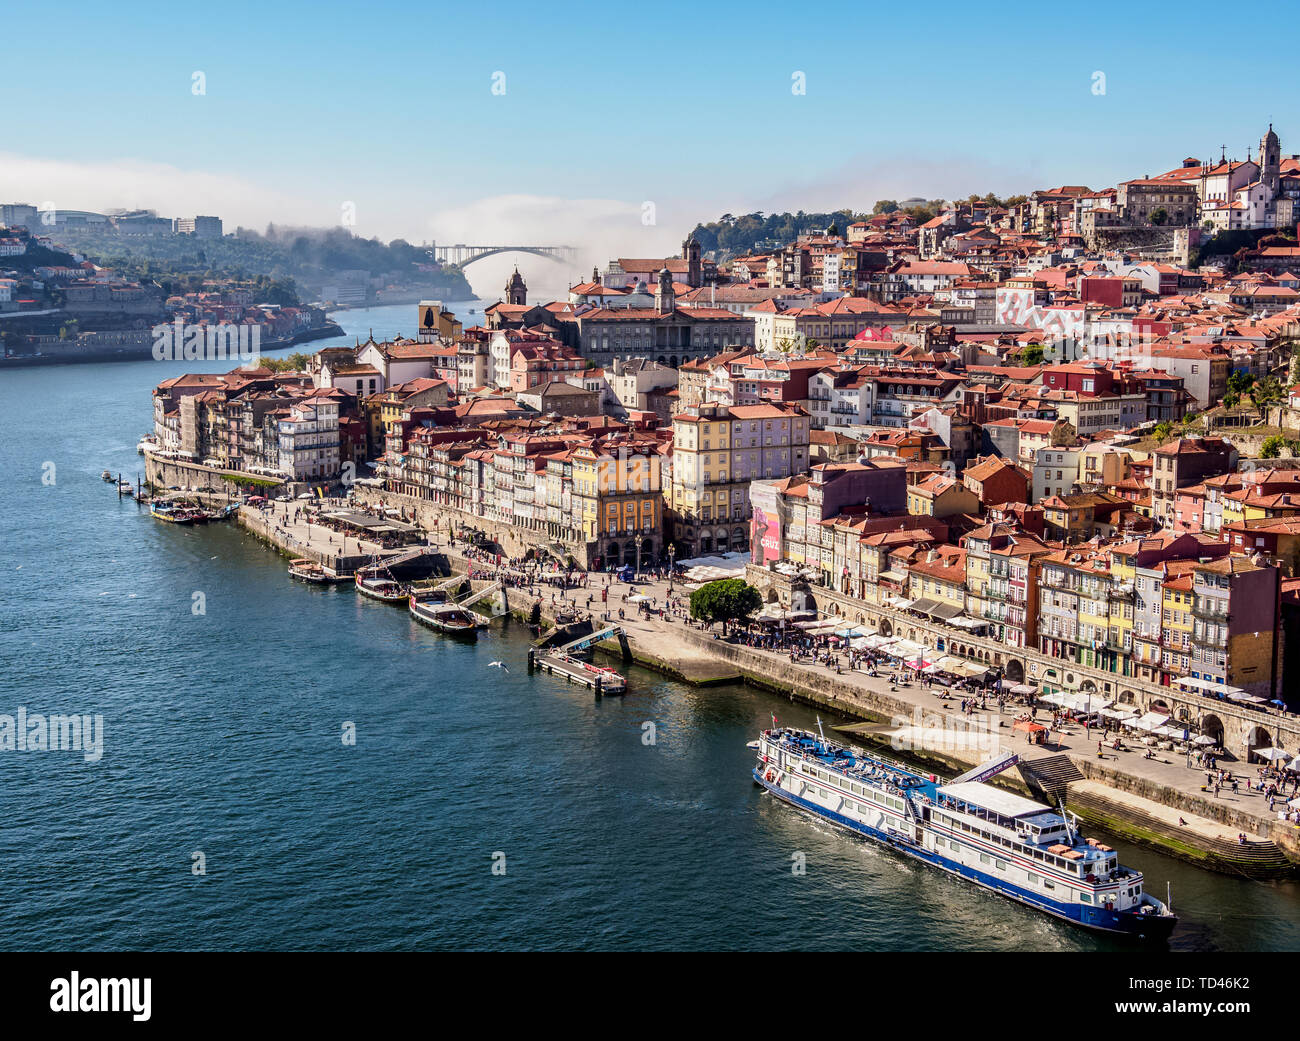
227, 499, 1298, 870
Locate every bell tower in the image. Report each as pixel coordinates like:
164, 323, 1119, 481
1259, 124, 1281, 192
682, 235, 702, 288
504, 267, 527, 306
655, 267, 675, 315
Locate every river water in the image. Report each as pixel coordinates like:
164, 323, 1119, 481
2, 302, 1297, 951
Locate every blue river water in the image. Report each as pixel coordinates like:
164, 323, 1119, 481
2, 302, 1298, 951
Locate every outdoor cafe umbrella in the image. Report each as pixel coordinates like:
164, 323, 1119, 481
1255, 747, 1293, 763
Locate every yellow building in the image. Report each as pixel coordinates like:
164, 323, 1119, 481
572, 440, 662, 567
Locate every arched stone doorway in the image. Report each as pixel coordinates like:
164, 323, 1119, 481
1151, 698, 1170, 715
880, 618, 893, 637
1200, 714, 1224, 749
1119, 689, 1137, 706
1005, 659, 1024, 684
1247, 726, 1273, 763
766, 589, 779, 604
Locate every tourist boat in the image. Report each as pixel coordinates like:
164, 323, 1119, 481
118, 482, 135, 497
354, 568, 408, 603
408, 592, 479, 637
150, 501, 204, 525
751, 725, 1178, 941
551, 653, 627, 694
288, 558, 342, 583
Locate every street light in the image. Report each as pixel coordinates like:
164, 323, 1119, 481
634, 532, 643, 580
668, 544, 676, 593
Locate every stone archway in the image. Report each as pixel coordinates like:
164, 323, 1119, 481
1005, 659, 1025, 684
880, 618, 893, 637
1247, 726, 1273, 763
766, 589, 779, 604
1119, 689, 1137, 706
1151, 698, 1170, 715
1200, 714, 1225, 749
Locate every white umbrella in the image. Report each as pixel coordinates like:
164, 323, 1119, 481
1256, 747, 1292, 762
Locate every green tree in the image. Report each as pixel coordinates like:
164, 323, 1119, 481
1260, 435, 1285, 459
1251, 375, 1284, 418
1021, 344, 1045, 365
689, 579, 762, 633
1150, 208, 1169, 226
1152, 420, 1173, 444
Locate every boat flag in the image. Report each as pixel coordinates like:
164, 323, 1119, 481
771, 713, 779, 728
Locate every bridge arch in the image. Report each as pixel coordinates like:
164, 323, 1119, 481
435, 245, 576, 269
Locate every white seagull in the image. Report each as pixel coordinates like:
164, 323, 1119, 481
487, 661, 509, 673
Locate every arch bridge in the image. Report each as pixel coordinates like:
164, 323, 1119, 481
431, 243, 578, 267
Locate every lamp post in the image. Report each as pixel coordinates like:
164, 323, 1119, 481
634, 532, 643, 581
668, 544, 676, 593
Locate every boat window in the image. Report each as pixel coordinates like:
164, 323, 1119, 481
1080, 893, 1092, 904
995, 859, 1007, 871
1043, 880, 1055, 890
979, 853, 991, 865
1028, 872, 1039, 885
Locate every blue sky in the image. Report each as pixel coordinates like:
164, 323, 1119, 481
4, 0, 1295, 256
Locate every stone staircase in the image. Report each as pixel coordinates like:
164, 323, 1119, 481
1066, 787, 1294, 879
1017, 755, 1085, 803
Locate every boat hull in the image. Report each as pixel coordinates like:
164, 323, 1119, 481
753, 768, 1176, 942
354, 575, 408, 603
409, 602, 478, 638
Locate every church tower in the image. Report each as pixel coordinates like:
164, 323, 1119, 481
682, 235, 702, 288
1259, 124, 1281, 192
655, 267, 675, 315
505, 267, 527, 306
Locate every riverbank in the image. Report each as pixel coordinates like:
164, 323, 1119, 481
0, 319, 344, 368
222, 495, 1298, 879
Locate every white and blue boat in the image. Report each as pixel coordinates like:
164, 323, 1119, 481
751, 724, 1178, 941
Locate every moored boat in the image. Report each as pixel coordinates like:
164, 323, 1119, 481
354, 568, 408, 603
751, 725, 1178, 941
409, 592, 479, 637
150, 501, 201, 524
101, 470, 114, 482
287, 556, 340, 579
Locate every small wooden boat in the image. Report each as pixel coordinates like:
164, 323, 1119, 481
289, 558, 331, 583
355, 569, 408, 603
150, 501, 201, 524
101, 470, 114, 482
409, 591, 479, 637
118, 482, 135, 497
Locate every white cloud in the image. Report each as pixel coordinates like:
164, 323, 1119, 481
0, 152, 318, 229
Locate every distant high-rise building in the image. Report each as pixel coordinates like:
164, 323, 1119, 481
174, 215, 223, 238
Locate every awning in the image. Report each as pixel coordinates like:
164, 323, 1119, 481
909, 597, 941, 616
947, 614, 989, 630
878, 570, 907, 583
931, 602, 964, 620
1126, 712, 1170, 732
